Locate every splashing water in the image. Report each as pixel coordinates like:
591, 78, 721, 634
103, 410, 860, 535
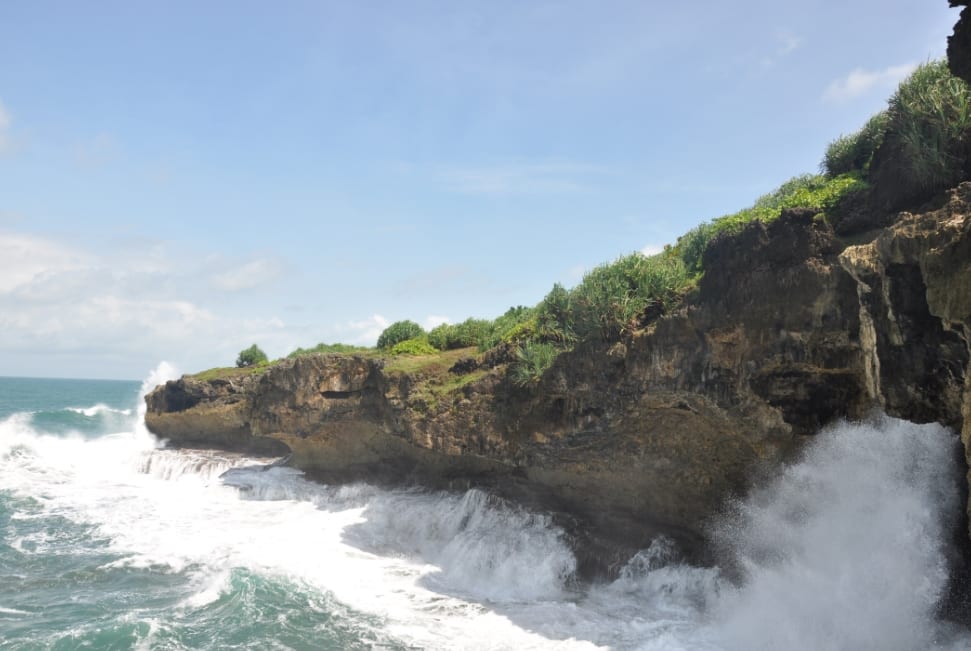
703, 415, 969, 650
0, 367, 969, 649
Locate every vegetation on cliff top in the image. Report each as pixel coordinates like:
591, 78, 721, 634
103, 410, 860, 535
216, 60, 970, 392
288, 342, 370, 358
236, 344, 268, 368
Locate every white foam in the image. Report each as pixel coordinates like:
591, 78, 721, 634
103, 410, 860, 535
2, 389, 969, 650
702, 414, 970, 651
67, 404, 133, 417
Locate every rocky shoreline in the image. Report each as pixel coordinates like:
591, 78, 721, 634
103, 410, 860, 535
146, 186, 971, 577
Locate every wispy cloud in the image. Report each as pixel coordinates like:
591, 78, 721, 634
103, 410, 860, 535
0, 230, 303, 376
210, 257, 283, 291
424, 314, 451, 329
0, 233, 92, 293
442, 161, 608, 196
776, 32, 803, 57
759, 30, 804, 68
332, 314, 390, 346
823, 63, 917, 103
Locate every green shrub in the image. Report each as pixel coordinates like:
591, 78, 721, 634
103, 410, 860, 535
876, 60, 971, 202
236, 344, 268, 368
287, 342, 368, 358
427, 323, 452, 350
674, 221, 718, 276
510, 341, 559, 387
706, 172, 867, 240
572, 253, 689, 340
499, 316, 539, 345
452, 318, 492, 348
536, 283, 577, 345
377, 320, 425, 350
427, 318, 494, 351
389, 337, 438, 356
478, 306, 536, 351
822, 111, 889, 177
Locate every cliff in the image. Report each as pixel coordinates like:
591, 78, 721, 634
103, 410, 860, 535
146, 185, 971, 573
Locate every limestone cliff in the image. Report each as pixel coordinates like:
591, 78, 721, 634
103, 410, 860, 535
146, 186, 971, 571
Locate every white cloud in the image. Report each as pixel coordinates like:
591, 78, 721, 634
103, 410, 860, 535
331, 314, 390, 346
0, 230, 294, 377
210, 257, 283, 291
823, 63, 917, 103
75, 295, 216, 338
640, 243, 664, 256
776, 32, 803, 57
0, 233, 92, 293
424, 314, 451, 329
758, 31, 804, 68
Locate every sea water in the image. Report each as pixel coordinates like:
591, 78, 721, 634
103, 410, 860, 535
1, 365, 970, 650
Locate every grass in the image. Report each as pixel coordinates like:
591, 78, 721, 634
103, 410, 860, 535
383, 347, 476, 375
288, 342, 370, 358
429, 369, 489, 396
190, 362, 273, 382
672, 172, 868, 274
384, 349, 489, 414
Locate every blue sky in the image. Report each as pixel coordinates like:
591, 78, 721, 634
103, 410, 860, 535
0, 1, 960, 380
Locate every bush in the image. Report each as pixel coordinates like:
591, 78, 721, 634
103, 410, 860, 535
427, 318, 494, 351
454, 318, 492, 348
704, 172, 867, 241
236, 344, 268, 368
427, 323, 452, 351
377, 320, 425, 350
536, 283, 576, 345
499, 315, 539, 345
287, 342, 368, 358
572, 253, 690, 340
874, 60, 971, 203
476, 306, 529, 350
390, 337, 438, 356
822, 111, 889, 177
510, 341, 559, 387
674, 221, 718, 276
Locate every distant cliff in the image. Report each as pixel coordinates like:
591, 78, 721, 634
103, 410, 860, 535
146, 185, 971, 574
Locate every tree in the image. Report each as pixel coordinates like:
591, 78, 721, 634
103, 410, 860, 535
236, 344, 268, 368
376, 320, 425, 350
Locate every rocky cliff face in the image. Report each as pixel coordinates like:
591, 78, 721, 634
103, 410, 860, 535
146, 186, 971, 573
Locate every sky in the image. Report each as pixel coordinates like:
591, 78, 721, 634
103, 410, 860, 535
0, 1, 961, 380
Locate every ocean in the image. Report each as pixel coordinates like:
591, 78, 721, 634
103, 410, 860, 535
1, 365, 970, 650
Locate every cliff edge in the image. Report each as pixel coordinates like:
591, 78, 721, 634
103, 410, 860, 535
146, 186, 971, 572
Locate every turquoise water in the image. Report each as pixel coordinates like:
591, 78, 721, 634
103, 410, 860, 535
1, 368, 971, 650
0, 374, 399, 650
